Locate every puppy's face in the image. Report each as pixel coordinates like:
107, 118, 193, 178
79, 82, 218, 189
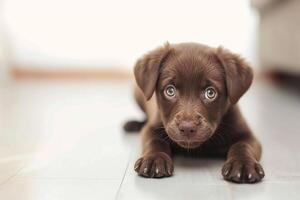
134, 43, 253, 149
156, 51, 227, 148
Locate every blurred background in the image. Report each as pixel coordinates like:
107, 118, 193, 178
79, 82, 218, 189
0, 0, 300, 200
1, 0, 258, 78
1, 0, 299, 82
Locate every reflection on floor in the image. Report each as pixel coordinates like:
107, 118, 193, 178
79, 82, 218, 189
0, 79, 299, 200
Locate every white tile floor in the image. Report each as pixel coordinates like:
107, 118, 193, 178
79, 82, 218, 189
0, 79, 300, 200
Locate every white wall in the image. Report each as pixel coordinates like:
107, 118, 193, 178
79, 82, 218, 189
0, 21, 10, 82
2, 0, 258, 69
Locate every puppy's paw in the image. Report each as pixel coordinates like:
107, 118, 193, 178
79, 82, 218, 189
222, 159, 264, 183
134, 152, 174, 178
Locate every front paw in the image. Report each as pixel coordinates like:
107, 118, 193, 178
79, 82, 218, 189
222, 159, 265, 183
134, 152, 174, 178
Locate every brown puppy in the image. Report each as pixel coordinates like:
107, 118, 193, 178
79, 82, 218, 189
124, 42, 264, 183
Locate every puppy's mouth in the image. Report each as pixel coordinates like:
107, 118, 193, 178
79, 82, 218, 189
176, 140, 203, 149
165, 126, 214, 149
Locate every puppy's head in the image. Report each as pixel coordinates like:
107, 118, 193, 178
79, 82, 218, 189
134, 43, 253, 149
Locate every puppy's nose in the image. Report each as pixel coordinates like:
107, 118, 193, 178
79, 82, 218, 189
178, 121, 197, 137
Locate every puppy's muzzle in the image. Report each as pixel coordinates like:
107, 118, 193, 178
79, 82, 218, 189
178, 121, 198, 138
175, 112, 205, 139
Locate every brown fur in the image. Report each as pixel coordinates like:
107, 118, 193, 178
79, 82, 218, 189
124, 42, 264, 183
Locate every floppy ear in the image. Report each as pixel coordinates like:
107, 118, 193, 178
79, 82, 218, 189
216, 47, 253, 104
134, 43, 173, 100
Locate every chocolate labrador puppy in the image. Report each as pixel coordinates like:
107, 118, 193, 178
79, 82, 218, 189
124, 42, 264, 183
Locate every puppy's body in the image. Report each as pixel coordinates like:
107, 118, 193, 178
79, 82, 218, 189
125, 43, 264, 183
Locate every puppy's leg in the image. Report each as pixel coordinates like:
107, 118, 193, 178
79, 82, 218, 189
123, 120, 147, 132
134, 125, 173, 178
222, 136, 265, 183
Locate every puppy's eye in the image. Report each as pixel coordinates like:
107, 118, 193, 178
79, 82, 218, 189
204, 87, 217, 100
165, 84, 176, 98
